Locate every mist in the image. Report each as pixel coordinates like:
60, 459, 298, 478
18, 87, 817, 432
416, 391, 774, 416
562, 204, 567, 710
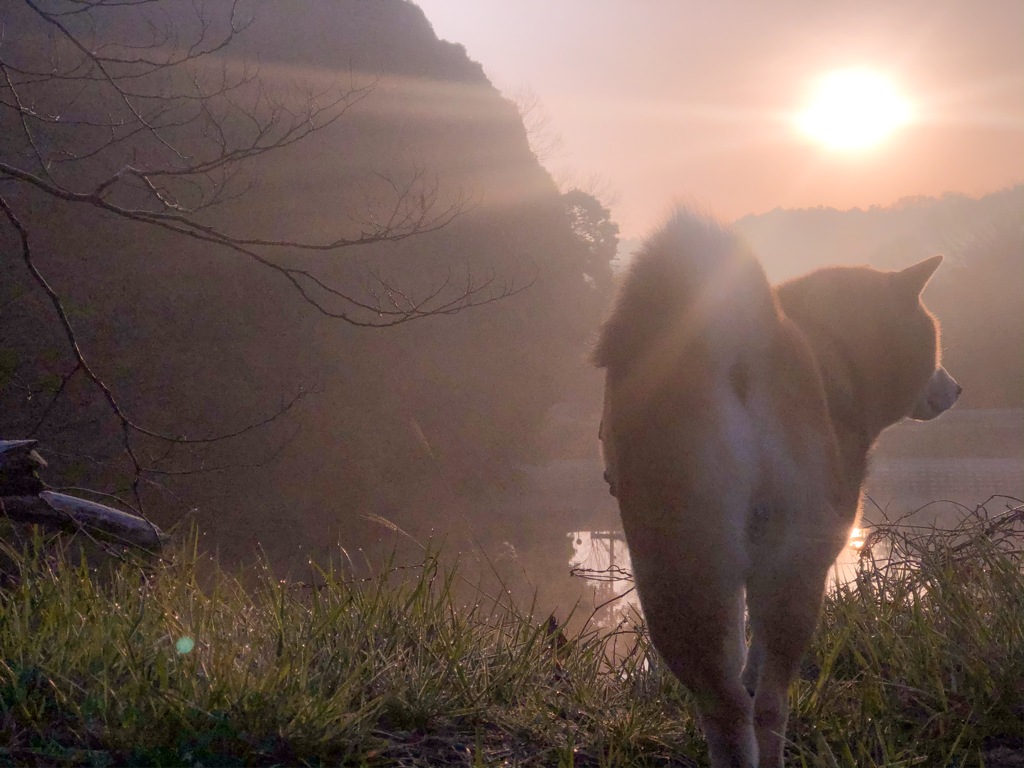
1, 0, 1021, 626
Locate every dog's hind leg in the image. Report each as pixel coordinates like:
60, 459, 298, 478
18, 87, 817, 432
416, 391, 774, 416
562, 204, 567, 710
744, 556, 832, 768
699, 594, 760, 768
740, 628, 765, 697
649, 584, 756, 768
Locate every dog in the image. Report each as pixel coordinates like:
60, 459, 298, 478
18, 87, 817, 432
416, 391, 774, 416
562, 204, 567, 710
594, 209, 960, 768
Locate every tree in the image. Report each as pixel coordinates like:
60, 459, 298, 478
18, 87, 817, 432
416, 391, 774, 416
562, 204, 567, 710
0, 0, 516, 519
506, 84, 565, 165
562, 188, 618, 293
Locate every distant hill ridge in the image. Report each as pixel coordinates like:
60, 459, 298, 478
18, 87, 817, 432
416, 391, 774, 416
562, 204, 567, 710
734, 185, 1022, 281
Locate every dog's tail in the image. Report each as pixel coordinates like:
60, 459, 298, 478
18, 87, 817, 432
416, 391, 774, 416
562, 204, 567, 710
593, 207, 777, 378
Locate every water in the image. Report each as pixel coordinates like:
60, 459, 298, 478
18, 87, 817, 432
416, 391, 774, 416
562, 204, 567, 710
570, 524, 872, 614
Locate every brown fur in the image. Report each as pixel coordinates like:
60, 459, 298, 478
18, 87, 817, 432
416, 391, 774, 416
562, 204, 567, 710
595, 209, 959, 767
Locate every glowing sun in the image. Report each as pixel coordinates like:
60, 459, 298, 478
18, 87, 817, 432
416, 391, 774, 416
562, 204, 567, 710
797, 69, 911, 150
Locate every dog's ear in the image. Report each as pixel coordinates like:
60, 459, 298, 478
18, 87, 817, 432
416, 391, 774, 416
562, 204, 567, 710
893, 255, 943, 299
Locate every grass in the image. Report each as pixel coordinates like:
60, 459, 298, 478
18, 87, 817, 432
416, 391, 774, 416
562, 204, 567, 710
0, 500, 1021, 767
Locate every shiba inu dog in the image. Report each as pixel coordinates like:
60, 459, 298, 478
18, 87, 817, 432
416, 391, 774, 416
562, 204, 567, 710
594, 209, 960, 768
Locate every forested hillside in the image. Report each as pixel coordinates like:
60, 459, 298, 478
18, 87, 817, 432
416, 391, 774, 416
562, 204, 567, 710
0, 0, 616, 566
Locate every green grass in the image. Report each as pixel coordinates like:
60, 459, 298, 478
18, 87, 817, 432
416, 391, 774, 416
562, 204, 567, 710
0, 503, 1021, 767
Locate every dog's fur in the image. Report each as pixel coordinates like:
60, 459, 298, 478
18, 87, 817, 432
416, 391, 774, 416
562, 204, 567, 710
594, 209, 960, 768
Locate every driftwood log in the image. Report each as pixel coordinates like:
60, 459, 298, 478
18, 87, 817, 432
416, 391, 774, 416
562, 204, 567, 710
0, 440, 164, 550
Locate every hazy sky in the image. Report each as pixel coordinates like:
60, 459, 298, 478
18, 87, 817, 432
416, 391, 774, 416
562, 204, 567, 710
416, 1, 1024, 236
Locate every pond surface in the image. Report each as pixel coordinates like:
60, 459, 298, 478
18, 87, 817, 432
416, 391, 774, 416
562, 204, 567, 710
569, 524, 873, 620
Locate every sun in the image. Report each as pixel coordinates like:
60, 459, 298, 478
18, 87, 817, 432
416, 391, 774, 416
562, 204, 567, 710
797, 69, 911, 151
